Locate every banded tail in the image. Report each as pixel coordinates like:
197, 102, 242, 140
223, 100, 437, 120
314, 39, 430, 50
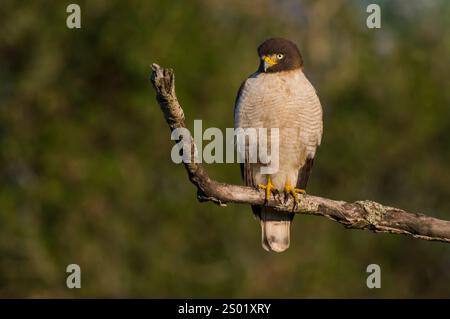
259, 207, 293, 252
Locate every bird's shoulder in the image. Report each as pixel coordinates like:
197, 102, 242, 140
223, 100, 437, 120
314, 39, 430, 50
234, 71, 261, 101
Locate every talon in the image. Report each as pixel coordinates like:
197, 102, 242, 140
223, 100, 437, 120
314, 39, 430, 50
258, 177, 276, 202
284, 178, 305, 204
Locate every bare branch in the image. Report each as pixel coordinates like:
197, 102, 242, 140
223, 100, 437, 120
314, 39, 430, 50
149, 63, 450, 244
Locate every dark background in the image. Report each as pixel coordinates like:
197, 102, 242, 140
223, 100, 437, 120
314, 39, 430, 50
1, 0, 450, 297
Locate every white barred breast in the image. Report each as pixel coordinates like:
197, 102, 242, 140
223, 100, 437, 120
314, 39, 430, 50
234, 69, 323, 190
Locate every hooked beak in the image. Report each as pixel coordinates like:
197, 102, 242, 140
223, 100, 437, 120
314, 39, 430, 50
262, 55, 277, 71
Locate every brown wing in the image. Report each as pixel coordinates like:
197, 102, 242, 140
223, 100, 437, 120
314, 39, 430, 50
235, 79, 254, 186
235, 79, 260, 216
296, 156, 314, 190
233, 79, 246, 113
296, 75, 322, 191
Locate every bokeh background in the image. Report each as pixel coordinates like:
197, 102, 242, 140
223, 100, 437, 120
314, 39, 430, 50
1, 0, 450, 298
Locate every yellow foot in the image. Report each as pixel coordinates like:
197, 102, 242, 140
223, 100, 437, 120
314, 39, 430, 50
258, 177, 276, 202
284, 177, 305, 203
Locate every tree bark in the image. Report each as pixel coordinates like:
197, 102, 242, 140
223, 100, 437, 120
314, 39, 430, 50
149, 63, 450, 244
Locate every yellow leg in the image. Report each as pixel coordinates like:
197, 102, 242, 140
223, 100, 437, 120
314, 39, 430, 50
284, 177, 305, 203
258, 176, 276, 202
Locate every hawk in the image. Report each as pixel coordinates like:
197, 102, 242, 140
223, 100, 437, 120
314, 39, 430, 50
234, 38, 323, 252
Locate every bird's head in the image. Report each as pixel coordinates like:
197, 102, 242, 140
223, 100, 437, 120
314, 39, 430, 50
257, 37, 303, 73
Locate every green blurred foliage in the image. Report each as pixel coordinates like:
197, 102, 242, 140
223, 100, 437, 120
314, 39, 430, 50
1, 0, 450, 297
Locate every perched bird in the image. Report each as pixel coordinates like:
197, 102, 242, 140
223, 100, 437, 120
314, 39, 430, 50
234, 38, 323, 252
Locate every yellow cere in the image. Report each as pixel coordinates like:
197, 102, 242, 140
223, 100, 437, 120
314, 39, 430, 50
263, 55, 278, 66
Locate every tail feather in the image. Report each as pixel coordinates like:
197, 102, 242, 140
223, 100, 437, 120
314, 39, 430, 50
260, 207, 293, 252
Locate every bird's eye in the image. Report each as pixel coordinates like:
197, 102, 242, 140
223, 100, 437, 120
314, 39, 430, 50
277, 53, 284, 59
